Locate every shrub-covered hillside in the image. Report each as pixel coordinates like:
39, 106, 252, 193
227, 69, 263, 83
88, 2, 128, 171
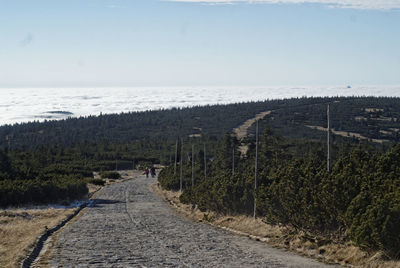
1, 96, 400, 208
2, 96, 400, 151
159, 125, 400, 258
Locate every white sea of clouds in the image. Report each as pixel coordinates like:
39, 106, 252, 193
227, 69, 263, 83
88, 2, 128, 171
167, 0, 400, 10
1, 86, 399, 126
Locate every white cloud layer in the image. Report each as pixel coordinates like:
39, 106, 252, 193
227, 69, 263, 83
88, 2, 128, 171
167, 0, 400, 10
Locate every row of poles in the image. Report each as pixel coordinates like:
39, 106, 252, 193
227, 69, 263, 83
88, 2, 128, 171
172, 126, 259, 218
4, 102, 331, 221
174, 138, 208, 192
170, 104, 331, 219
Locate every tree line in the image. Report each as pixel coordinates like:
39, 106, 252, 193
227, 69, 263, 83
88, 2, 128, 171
2, 96, 400, 151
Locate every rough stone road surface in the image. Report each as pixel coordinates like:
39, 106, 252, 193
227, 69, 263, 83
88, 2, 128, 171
50, 175, 333, 267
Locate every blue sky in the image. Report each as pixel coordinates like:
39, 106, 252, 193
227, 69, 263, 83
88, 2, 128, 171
0, 0, 399, 87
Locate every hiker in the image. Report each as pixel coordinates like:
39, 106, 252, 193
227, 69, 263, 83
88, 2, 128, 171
144, 167, 149, 178
150, 166, 156, 178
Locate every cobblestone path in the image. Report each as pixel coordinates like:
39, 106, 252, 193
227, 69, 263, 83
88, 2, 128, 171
50, 175, 333, 267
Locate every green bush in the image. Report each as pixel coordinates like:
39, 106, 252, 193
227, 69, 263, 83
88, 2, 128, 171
345, 145, 400, 257
99, 171, 121, 180
158, 166, 180, 191
0, 176, 88, 207
37, 164, 93, 180
87, 178, 105, 186
160, 128, 400, 258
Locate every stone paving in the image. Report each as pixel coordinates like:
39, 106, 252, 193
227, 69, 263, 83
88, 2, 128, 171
50, 174, 334, 267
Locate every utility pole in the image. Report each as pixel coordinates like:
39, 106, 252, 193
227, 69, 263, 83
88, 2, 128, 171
180, 138, 183, 192
204, 143, 207, 179
232, 147, 235, 175
6, 135, 11, 151
192, 144, 194, 187
253, 120, 259, 219
174, 139, 178, 175
327, 104, 331, 173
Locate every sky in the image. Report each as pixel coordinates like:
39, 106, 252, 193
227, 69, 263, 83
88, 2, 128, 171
0, 0, 399, 87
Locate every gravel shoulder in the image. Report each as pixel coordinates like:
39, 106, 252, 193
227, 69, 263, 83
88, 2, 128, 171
46, 174, 335, 267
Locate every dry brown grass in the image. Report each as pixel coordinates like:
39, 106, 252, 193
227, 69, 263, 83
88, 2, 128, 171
0, 208, 76, 268
87, 183, 102, 194
153, 183, 400, 268
0, 180, 107, 268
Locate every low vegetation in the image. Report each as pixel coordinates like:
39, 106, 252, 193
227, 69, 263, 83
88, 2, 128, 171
99, 171, 121, 180
1, 96, 400, 261
159, 126, 400, 260
0, 177, 88, 207
86, 178, 105, 186
2, 97, 400, 152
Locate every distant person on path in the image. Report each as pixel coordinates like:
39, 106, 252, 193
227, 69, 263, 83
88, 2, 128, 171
144, 167, 149, 178
150, 166, 156, 178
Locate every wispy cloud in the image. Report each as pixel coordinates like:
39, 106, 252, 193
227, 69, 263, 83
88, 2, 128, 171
166, 0, 400, 10
20, 33, 34, 47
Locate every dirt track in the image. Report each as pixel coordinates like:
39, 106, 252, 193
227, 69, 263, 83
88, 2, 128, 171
233, 110, 271, 155
49, 175, 333, 267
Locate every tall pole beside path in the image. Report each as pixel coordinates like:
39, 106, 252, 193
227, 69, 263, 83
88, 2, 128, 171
192, 144, 195, 187
327, 104, 331, 173
232, 147, 235, 175
253, 120, 259, 219
204, 143, 207, 179
180, 138, 183, 192
174, 139, 178, 175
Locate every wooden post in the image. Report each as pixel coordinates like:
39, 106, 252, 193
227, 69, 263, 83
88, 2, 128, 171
6, 135, 11, 150
180, 138, 183, 192
174, 139, 178, 175
232, 147, 235, 175
192, 144, 194, 187
204, 143, 207, 179
253, 120, 259, 219
327, 104, 331, 173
